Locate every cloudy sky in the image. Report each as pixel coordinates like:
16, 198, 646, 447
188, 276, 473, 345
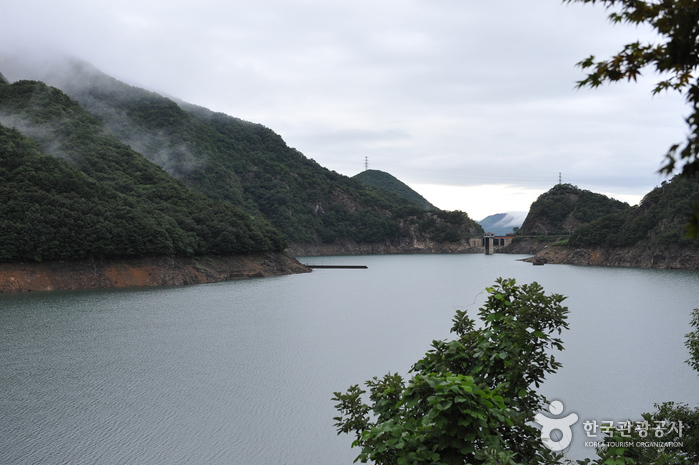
0, 0, 690, 220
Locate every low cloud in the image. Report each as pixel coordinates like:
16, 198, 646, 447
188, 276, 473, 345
0, 0, 690, 217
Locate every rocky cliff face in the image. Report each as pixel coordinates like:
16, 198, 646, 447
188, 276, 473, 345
522, 243, 699, 269
500, 238, 552, 255
0, 253, 310, 293
288, 238, 477, 256
288, 213, 482, 255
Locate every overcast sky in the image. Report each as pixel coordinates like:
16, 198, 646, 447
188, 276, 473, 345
0, 0, 690, 220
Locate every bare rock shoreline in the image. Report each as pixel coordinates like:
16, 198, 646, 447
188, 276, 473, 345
8, 239, 695, 293
0, 253, 311, 293
520, 243, 699, 270
287, 239, 478, 256
497, 237, 699, 269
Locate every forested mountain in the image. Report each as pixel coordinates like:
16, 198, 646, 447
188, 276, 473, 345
0, 80, 286, 262
520, 183, 631, 235
521, 176, 699, 269
352, 169, 436, 210
0, 59, 482, 257
569, 175, 699, 247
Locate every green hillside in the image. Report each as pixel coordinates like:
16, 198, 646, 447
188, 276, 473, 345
520, 183, 631, 235
569, 175, 699, 247
352, 169, 436, 210
20, 60, 480, 245
0, 79, 286, 262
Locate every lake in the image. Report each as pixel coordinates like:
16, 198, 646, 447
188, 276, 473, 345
1, 254, 698, 464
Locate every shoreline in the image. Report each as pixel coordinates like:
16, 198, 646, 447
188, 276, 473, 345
2, 242, 697, 294
518, 244, 699, 270
0, 253, 311, 293
286, 240, 479, 256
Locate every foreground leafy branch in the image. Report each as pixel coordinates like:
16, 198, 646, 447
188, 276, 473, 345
333, 279, 699, 464
333, 278, 569, 465
565, 0, 699, 177
565, 0, 699, 237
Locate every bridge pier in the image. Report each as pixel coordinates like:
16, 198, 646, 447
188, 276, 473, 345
484, 233, 494, 255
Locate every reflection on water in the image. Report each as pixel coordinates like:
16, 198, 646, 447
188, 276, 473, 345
1, 254, 698, 464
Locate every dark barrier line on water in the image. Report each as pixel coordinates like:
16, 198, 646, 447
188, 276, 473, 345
305, 265, 368, 269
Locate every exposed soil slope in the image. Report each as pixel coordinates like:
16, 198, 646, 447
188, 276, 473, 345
0, 253, 310, 293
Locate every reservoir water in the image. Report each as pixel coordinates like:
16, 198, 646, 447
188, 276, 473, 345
1, 254, 698, 464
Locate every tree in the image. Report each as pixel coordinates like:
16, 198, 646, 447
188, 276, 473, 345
332, 278, 569, 465
565, 0, 699, 236
687, 308, 699, 374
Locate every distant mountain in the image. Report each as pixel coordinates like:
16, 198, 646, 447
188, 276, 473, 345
520, 184, 631, 235
0, 58, 482, 253
352, 169, 436, 210
477, 212, 527, 236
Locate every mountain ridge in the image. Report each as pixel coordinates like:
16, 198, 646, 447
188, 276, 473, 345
513, 176, 699, 268
352, 169, 436, 210
0, 57, 483, 261
520, 183, 631, 236
3, 56, 696, 271
0, 79, 288, 262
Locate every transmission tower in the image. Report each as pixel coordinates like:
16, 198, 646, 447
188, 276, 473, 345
364, 156, 369, 171
559, 172, 562, 185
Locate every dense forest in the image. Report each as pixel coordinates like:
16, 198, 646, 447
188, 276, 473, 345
0, 79, 286, 262
569, 175, 699, 247
520, 183, 631, 236
352, 169, 437, 210
0, 62, 482, 264
13, 60, 480, 246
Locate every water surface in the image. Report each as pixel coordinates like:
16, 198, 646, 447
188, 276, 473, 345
1, 254, 697, 463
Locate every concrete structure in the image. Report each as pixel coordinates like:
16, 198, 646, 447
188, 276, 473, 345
469, 234, 514, 254
484, 233, 495, 255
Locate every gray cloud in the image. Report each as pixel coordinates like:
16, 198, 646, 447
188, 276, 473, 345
0, 0, 689, 216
